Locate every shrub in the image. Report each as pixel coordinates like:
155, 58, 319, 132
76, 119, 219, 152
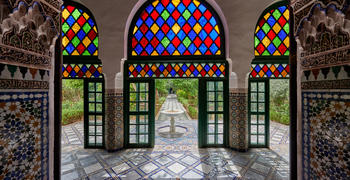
62, 79, 84, 125
270, 79, 290, 125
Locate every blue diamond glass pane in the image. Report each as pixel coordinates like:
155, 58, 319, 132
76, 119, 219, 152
135, 30, 143, 41
199, 44, 208, 54
135, 44, 143, 54
156, 31, 165, 40
156, 44, 165, 54
254, 65, 261, 72
178, 44, 186, 54
156, 17, 165, 27
81, 65, 88, 72
66, 43, 75, 54
136, 18, 143, 27
267, 44, 276, 54
209, 30, 218, 40
145, 31, 154, 41
167, 44, 176, 54
278, 30, 287, 41
277, 65, 284, 72
66, 16, 75, 26
88, 19, 95, 27
181, 64, 188, 71
188, 43, 197, 54
209, 17, 216, 27
188, 16, 196, 27
177, 16, 186, 27
167, 3, 175, 13
267, 16, 276, 27
167, 30, 175, 40
177, 30, 186, 40
198, 4, 207, 13
77, 30, 86, 40
170, 69, 176, 76
215, 69, 221, 76
188, 3, 196, 13
204, 64, 210, 72
145, 17, 154, 27
256, 29, 265, 41
177, 3, 186, 13
209, 44, 218, 54
188, 30, 196, 40
278, 6, 287, 13
198, 30, 208, 41
155, 3, 164, 13
159, 64, 165, 72
167, 17, 175, 27
145, 44, 154, 55
266, 70, 272, 77
146, 4, 154, 14
193, 69, 199, 77
70, 70, 77, 77
198, 17, 208, 26
147, 69, 154, 76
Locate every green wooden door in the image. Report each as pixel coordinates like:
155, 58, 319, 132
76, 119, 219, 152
84, 78, 105, 148
125, 80, 155, 147
199, 80, 227, 147
248, 79, 269, 147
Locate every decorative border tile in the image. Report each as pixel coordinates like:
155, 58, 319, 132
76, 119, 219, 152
302, 91, 350, 179
0, 91, 49, 179
229, 89, 248, 151
105, 89, 124, 151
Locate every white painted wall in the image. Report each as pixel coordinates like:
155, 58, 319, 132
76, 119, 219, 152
79, 0, 275, 88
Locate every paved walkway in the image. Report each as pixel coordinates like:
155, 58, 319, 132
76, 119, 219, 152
61, 96, 290, 179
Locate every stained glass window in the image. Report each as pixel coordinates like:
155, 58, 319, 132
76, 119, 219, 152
62, 64, 102, 78
62, 5, 98, 56
128, 62, 225, 78
250, 64, 289, 78
130, 0, 222, 56
254, 5, 289, 56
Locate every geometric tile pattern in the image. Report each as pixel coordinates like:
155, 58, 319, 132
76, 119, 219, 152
255, 5, 290, 56
62, 5, 98, 56
250, 64, 289, 78
0, 92, 49, 179
61, 119, 290, 179
130, 0, 222, 56
302, 91, 350, 179
62, 64, 102, 78
128, 62, 225, 78
105, 90, 123, 151
229, 89, 248, 151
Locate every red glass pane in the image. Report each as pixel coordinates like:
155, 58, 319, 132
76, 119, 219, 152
194, 37, 202, 47
172, 10, 181, 20
267, 30, 276, 40
150, 10, 159, 20
203, 10, 212, 20
140, 24, 149, 34
161, 24, 170, 34
193, 9, 202, 20
182, 24, 191, 34
76, 44, 85, 54
77, 16, 86, 26
204, 37, 213, 48
140, 37, 149, 48
88, 30, 97, 40
150, 37, 159, 48
172, 37, 181, 48
203, 23, 213, 34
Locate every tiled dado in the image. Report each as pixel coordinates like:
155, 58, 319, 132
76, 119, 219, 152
105, 89, 123, 151
229, 88, 248, 151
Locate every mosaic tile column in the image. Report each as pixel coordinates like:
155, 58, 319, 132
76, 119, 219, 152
105, 89, 124, 151
229, 88, 248, 151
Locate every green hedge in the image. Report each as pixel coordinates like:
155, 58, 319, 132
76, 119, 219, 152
270, 79, 290, 125
62, 79, 84, 125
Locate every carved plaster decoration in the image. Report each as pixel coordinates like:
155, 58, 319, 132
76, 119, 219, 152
0, 1, 58, 56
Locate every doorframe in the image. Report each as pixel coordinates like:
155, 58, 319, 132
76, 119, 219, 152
123, 60, 229, 148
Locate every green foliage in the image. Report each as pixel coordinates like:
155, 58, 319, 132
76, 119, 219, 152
62, 79, 84, 125
270, 79, 290, 125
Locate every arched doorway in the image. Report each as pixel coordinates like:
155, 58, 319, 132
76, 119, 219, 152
61, 1, 105, 148
248, 1, 290, 148
124, 0, 229, 148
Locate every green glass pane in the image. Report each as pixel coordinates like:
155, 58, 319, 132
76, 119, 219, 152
272, 10, 281, 20
89, 93, 95, 101
83, 50, 91, 56
89, 83, 95, 91
285, 50, 290, 55
255, 36, 260, 48
71, 9, 81, 20
96, 103, 102, 112
208, 82, 214, 91
161, 37, 170, 47
283, 23, 289, 34
262, 50, 270, 56
161, 10, 170, 20
262, 23, 271, 34
96, 93, 103, 102
62, 22, 70, 33
63, 50, 69, 55
96, 83, 102, 92
72, 36, 80, 47
83, 23, 92, 33
182, 10, 191, 20
93, 37, 98, 47
272, 37, 282, 47
183, 37, 191, 48
217, 82, 223, 91
89, 103, 95, 112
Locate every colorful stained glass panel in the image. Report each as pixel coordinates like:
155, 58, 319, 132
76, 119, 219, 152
255, 5, 289, 56
131, 0, 222, 56
128, 62, 225, 78
250, 64, 289, 78
62, 64, 102, 78
62, 5, 98, 56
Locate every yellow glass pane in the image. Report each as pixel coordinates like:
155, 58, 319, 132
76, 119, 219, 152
258, 70, 265, 77
62, 9, 70, 20
193, 23, 202, 34
255, 26, 260, 33
283, 9, 289, 20
72, 23, 81, 33
173, 50, 180, 55
208, 69, 214, 77
262, 37, 271, 47
255, 50, 259, 56
97, 66, 102, 73
82, 37, 91, 47
197, 64, 203, 72
63, 70, 69, 77
174, 64, 180, 71
152, 0, 159, 7
151, 50, 159, 56
264, 13, 270, 20
151, 64, 157, 72
172, 0, 180, 7
270, 65, 276, 72
281, 70, 288, 77
151, 24, 159, 34
74, 65, 80, 73
93, 50, 98, 56
194, 50, 201, 55
86, 71, 92, 78
193, 0, 200, 7
185, 69, 191, 77
172, 23, 181, 34
83, 12, 89, 20
62, 36, 69, 47
272, 23, 281, 33
140, 70, 146, 77
219, 64, 225, 72
163, 69, 169, 77
284, 36, 290, 48
273, 51, 281, 56
133, 26, 138, 34
129, 65, 135, 72
215, 25, 220, 33
132, 51, 137, 56
216, 50, 221, 55
72, 50, 79, 55
93, 26, 97, 32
